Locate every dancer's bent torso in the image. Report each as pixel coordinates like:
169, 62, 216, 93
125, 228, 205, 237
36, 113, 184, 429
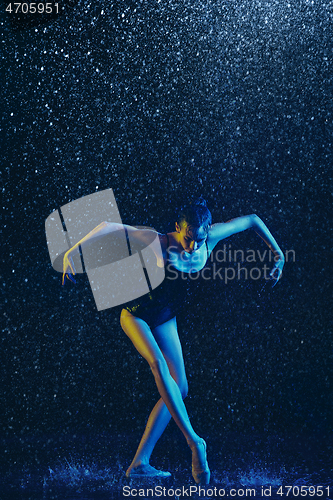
125, 234, 209, 328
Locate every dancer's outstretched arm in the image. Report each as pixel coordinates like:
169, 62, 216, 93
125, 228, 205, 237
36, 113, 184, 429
62, 222, 161, 285
208, 214, 285, 284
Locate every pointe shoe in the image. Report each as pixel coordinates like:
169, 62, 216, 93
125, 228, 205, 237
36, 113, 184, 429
126, 464, 171, 478
191, 439, 211, 485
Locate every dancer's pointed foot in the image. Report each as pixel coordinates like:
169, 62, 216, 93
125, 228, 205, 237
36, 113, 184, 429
126, 463, 171, 478
190, 438, 210, 484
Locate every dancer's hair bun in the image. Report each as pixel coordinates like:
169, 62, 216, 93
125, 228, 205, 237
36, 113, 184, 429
192, 195, 207, 207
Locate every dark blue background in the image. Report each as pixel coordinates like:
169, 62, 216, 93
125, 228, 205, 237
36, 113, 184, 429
1, 0, 332, 493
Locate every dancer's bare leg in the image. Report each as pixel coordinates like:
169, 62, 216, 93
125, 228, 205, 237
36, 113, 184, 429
124, 316, 187, 472
120, 309, 210, 483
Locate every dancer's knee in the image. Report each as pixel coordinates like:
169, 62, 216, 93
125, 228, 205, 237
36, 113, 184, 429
150, 358, 169, 382
150, 360, 188, 398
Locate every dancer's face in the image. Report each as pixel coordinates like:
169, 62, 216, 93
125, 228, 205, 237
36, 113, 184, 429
175, 221, 207, 254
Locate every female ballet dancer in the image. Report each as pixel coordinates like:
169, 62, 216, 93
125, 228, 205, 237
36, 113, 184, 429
62, 198, 285, 484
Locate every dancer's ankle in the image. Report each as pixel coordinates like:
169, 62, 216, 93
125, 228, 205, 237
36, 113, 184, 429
186, 435, 202, 449
132, 458, 149, 469
126, 460, 148, 478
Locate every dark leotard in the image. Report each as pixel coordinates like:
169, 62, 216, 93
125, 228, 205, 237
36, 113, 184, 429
124, 234, 209, 329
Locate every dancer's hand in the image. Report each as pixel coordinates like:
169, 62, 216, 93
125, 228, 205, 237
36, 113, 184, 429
62, 251, 77, 285
270, 256, 284, 287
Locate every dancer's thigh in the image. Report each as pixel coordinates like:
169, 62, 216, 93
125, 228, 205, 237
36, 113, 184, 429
120, 311, 186, 391
120, 309, 164, 367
